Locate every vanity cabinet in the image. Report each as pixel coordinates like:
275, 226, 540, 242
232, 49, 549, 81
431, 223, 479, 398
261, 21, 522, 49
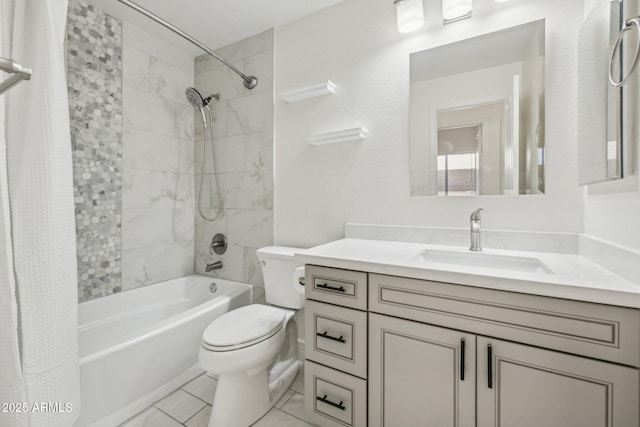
476, 336, 639, 427
304, 265, 369, 427
304, 265, 640, 427
369, 273, 640, 427
368, 313, 476, 426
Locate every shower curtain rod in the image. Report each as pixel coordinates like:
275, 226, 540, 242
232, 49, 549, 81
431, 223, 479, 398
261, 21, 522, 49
0, 57, 32, 96
117, 0, 258, 90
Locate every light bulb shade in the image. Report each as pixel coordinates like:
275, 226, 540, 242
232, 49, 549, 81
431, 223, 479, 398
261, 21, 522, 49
442, 0, 472, 23
394, 0, 424, 33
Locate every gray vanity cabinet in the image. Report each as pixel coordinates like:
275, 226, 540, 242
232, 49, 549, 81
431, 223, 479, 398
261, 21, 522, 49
476, 336, 639, 427
369, 273, 640, 427
368, 313, 476, 427
305, 266, 640, 427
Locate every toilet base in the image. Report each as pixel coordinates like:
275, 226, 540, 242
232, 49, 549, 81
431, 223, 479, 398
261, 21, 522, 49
208, 360, 300, 427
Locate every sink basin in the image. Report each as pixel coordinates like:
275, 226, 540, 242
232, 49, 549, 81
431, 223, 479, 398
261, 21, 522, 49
417, 249, 553, 274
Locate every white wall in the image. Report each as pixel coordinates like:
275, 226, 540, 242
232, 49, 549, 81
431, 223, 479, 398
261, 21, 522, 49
274, 0, 585, 248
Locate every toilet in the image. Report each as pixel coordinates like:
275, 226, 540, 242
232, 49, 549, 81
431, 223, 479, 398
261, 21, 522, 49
199, 246, 305, 427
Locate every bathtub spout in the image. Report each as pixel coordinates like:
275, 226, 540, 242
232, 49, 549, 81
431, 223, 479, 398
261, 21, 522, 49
206, 261, 223, 272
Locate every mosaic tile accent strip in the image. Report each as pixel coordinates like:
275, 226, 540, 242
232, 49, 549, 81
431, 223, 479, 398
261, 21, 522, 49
67, 0, 123, 302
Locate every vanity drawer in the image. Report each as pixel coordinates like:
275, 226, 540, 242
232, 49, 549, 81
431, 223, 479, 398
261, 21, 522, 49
305, 265, 367, 310
305, 360, 367, 427
369, 273, 640, 367
305, 300, 367, 378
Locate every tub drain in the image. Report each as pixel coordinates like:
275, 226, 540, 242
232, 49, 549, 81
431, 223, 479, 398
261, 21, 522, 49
209, 282, 217, 294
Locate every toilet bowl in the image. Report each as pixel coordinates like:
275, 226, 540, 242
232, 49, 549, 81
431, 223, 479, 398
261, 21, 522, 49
199, 246, 305, 427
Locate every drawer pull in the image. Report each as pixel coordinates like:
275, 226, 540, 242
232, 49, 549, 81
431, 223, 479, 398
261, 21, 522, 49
316, 283, 346, 292
488, 344, 493, 389
317, 394, 346, 411
316, 331, 346, 343
460, 338, 465, 381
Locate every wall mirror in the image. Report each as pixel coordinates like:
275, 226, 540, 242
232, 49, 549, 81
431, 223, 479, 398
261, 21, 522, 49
577, 0, 623, 184
410, 20, 545, 196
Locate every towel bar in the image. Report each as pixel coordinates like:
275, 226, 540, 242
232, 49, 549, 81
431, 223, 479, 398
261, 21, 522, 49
0, 57, 32, 96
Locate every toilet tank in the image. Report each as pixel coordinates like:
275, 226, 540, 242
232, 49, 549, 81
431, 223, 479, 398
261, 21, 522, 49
256, 246, 305, 309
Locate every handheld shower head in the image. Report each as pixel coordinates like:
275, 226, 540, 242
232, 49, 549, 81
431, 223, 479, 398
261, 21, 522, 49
186, 87, 204, 109
186, 88, 221, 128
186, 87, 207, 128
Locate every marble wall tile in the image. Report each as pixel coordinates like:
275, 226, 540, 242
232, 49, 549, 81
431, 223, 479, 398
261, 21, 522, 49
194, 173, 222, 211
226, 91, 273, 136
214, 31, 268, 65
123, 45, 149, 91
243, 247, 264, 287
150, 57, 193, 106
123, 22, 194, 74
218, 172, 266, 210
227, 210, 274, 248
195, 210, 228, 243
123, 170, 193, 210
195, 136, 245, 174
123, 128, 193, 174
123, 87, 175, 136
244, 131, 273, 171
175, 104, 195, 140
198, 66, 243, 102
193, 30, 274, 288
122, 241, 195, 291
122, 203, 193, 249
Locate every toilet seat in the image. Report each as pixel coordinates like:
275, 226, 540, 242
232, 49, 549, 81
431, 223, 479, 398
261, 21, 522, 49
202, 305, 285, 352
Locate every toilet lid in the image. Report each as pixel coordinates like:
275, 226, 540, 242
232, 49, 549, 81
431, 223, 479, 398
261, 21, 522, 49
202, 305, 285, 351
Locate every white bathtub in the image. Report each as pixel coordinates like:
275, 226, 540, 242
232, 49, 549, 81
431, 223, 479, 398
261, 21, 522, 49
74, 274, 253, 427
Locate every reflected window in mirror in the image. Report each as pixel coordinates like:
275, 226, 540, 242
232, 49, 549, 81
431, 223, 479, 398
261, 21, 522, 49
410, 20, 545, 196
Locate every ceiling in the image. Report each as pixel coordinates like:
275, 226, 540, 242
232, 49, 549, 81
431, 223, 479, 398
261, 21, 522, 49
86, 0, 344, 56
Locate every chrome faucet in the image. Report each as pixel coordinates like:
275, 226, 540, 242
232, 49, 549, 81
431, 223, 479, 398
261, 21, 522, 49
205, 261, 223, 272
470, 208, 483, 252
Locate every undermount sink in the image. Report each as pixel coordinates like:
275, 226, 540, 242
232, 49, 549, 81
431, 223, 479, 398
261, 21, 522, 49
417, 249, 553, 274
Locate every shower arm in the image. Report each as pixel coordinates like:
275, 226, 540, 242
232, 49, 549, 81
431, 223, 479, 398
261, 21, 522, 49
117, 0, 258, 90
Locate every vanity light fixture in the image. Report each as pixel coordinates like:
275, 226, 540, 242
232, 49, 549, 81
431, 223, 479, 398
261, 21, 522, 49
394, 0, 424, 33
442, 0, 472, 24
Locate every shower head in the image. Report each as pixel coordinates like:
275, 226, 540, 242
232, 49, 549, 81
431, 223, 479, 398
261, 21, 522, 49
186, 87, 204, 109
186, 88, 221, 129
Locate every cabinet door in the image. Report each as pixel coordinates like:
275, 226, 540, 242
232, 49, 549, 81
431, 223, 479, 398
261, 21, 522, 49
369, 313, 476, 427
477, 336, 640, 427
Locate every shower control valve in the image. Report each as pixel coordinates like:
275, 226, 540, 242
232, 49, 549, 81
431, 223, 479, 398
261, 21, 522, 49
210, 233, 227, 255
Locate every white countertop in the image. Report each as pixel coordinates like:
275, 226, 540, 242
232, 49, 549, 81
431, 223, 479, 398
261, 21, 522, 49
295, 238, 640, 309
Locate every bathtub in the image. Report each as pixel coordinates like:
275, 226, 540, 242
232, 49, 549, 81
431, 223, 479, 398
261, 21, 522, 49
74, 274, 253, 427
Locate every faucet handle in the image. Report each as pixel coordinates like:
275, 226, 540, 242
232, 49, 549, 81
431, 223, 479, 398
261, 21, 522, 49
470, 208, 483, 221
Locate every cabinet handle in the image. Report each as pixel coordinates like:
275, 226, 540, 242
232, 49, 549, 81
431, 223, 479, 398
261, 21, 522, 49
487, 344, 493, 389
316, 331, 346, 343
316, 282, 346, 292
317, 394, 346, 411
460, 338, 465, 381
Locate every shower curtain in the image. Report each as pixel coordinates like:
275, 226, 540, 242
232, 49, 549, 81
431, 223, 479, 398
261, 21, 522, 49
0, 0, 80, 426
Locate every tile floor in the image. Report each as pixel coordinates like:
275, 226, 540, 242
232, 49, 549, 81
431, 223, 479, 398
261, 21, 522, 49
119, 369, 313, 427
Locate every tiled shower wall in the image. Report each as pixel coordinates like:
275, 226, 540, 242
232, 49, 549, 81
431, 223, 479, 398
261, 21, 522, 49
194, 30, 275, 289
67, 0, 123, 301
67, 0, 195, 301
121, 23, 195, 291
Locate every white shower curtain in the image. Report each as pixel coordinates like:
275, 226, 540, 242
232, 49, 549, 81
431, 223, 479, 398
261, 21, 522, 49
0, 0, 81, 426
